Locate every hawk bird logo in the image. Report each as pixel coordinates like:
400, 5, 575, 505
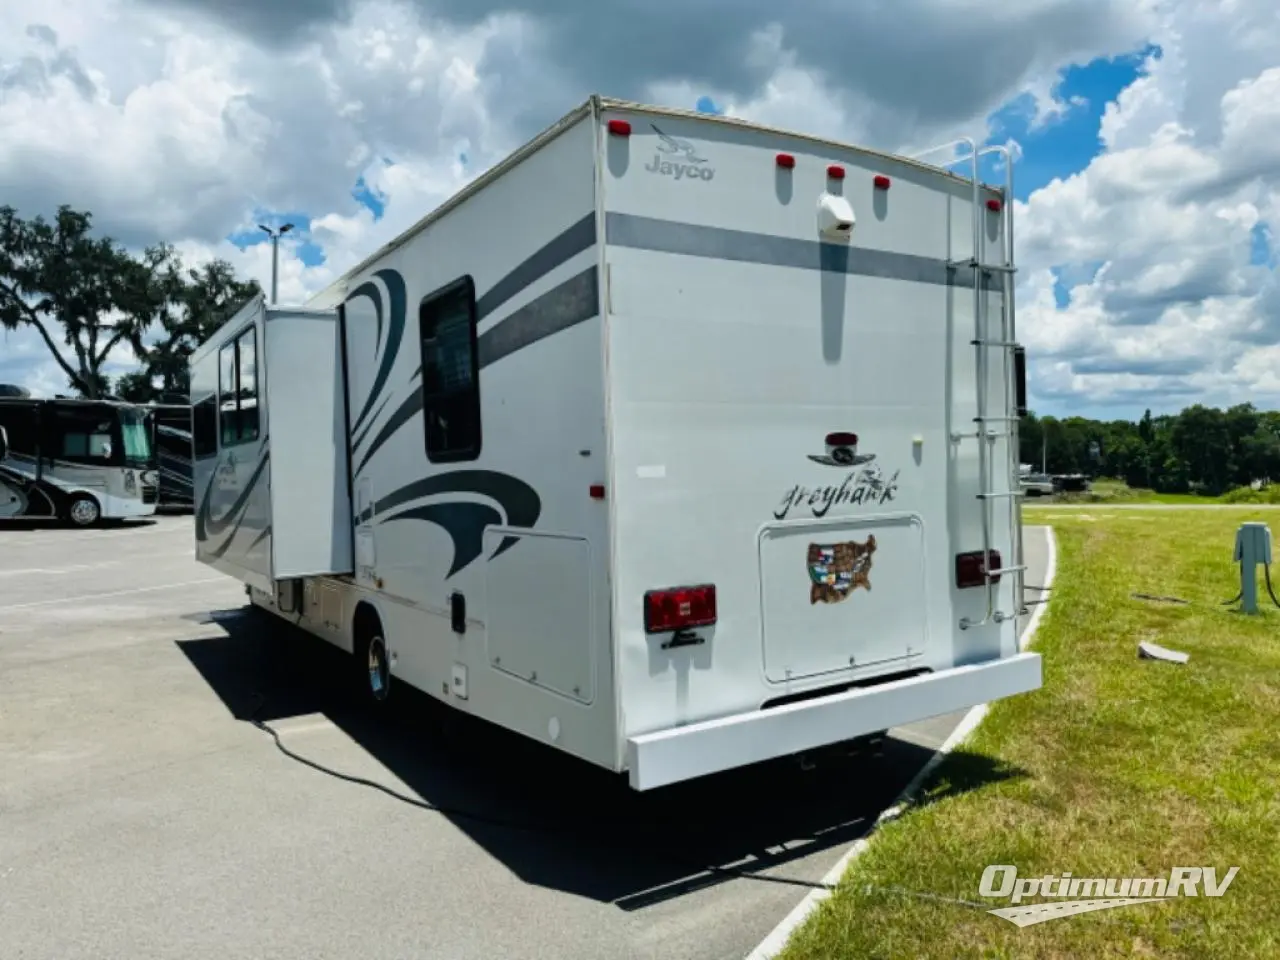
651, 123, 707, 163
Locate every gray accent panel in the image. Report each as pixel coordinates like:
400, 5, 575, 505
477, 266, 599, 370
605, 213, 1000, 290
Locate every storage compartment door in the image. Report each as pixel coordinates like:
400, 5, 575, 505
759, 513, 928, 682
264, 307, 355, 579
485, 530, 595, 705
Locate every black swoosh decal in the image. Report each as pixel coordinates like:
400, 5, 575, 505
350, 269, 406, 438
351, 393, 391, 454
246, 525, 271, 553
380, 502, 504, 577
195, 450, 270, 544
346, 279, 384, 353
0, 464, 61, 517
355, 390, 420, 478
366, 469, 541, 573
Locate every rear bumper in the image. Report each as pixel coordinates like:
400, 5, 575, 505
624, 651, 1042, 790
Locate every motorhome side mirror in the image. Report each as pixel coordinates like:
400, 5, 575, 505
0, 425, 8, 460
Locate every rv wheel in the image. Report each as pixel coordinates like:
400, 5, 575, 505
65, 494, 102, 527
353, 622, 393, 706
364, 634, 391, 703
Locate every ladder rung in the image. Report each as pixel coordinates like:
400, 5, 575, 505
950, 431, 1012, 441
946, 258, 1017, 274
970, 339, 1021, 348
977, 491, 1025, 500
987, 565, 1028, 577
974, 416, 1021, 423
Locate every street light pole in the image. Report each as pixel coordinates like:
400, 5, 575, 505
258, 222, 294, 304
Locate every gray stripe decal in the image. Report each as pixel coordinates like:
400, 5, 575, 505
475, 214, 596, 321
477, 266, 599, 370
604, 212, 1000, 290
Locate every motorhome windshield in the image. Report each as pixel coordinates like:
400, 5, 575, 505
118, 407, 152, 467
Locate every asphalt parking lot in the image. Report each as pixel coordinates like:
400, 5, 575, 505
0, 517, 1049, 960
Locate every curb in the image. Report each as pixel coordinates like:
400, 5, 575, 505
745, 525, 1059, 960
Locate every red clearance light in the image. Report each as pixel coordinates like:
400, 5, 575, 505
607, 119, 632, 137
986, 198, 1002, 212
873, 174, 891, 190
956, 550, 1002, 589
589, 484, 606, 500
644, 584, 717, 634
776, 152, 796, 169
827, 164, 846, 180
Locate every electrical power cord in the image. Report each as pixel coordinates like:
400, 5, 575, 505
1220, 559, 1280, 609
243, 691, 834, 895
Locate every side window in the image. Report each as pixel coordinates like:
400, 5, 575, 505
236, 327, 259, 443
219, 341, 238, 446
419, 276, 481, 463
217, 325, 261, 448
55, 409, 114, 462
193, 395, 218, 458
0, 405, 38, 457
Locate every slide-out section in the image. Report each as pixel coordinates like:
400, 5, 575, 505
262, 307, 354, 580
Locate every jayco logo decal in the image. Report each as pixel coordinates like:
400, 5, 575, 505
645, 124, 714, 183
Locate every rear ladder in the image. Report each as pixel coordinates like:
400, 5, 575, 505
912, 139, 1027, 629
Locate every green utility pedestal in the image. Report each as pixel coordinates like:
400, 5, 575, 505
1233, 522, 1273, 615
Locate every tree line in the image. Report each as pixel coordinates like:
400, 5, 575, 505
0, 204, 260, 404
1021, 405, 1280, 496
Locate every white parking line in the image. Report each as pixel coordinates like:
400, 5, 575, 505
0, 578, 225, 612
0, 563, 119, 577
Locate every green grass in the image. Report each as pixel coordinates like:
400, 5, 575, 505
1049, 478, 1280, 506
777, 506, 1280, 960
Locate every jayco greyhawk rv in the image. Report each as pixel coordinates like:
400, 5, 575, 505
190, 96, 1042, 790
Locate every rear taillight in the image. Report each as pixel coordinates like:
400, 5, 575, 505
644, 584, 717, 634
956, 550, 1002, 589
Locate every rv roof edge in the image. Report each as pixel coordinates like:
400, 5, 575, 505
306, 95, 993, 312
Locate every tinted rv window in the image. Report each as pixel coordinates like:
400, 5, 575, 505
236, 326, 259, 443
217, 325, 260, 447
419, 277, 480, 463
0, 403, 38, 458
54, 407, 114, 462
193, 396, 217, 458
219, 341, 238, 445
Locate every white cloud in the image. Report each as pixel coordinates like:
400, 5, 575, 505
1017, 0, 1280, 415
3, 0, 1269, 421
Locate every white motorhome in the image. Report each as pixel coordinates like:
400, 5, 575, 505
0, 395, 158, 525
189, 97, 1041, 790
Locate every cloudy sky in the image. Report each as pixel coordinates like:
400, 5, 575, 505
0, 0, 1276, 420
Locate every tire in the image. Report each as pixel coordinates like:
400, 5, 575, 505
353, 616, 393, 707
65, 493, 102, 527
